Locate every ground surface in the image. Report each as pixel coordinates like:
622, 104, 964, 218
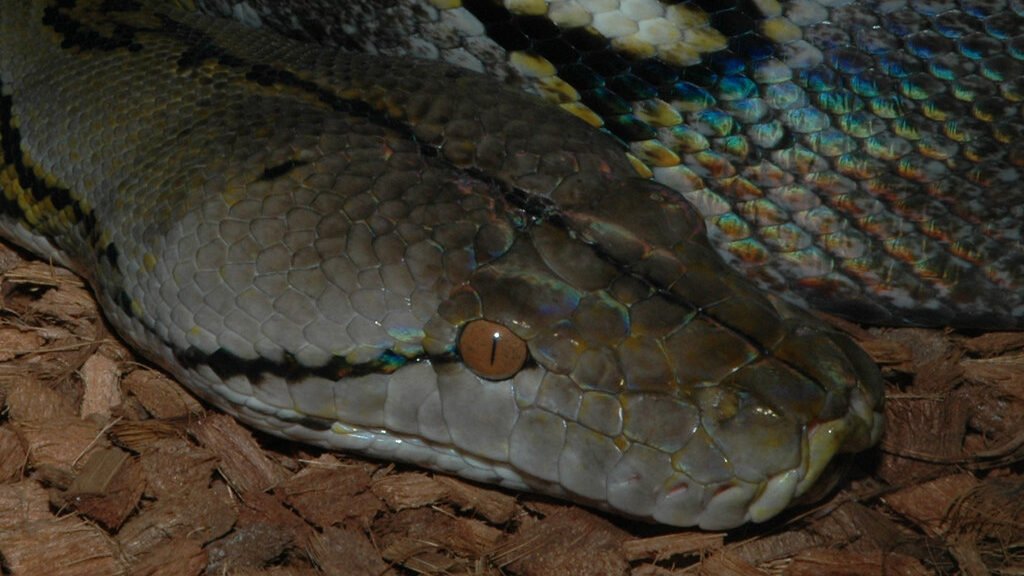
0, 240, 1021, 576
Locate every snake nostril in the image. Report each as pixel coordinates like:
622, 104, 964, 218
458, 319, 528, 380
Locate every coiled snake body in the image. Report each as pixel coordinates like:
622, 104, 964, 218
2, 0, 1017, 528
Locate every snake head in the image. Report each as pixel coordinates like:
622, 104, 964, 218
426, 177, 884, 529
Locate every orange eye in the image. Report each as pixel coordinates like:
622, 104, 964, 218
458, 319, 528, 380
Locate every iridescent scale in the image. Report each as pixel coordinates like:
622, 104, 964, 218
193, 0, 1024, 328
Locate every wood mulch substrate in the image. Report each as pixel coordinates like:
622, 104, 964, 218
0, 241, 1021, 576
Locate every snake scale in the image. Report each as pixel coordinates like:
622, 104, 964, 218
1, 0, 1019, 529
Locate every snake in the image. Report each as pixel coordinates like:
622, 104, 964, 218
1, 0, 1018, 530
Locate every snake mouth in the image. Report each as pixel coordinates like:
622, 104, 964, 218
199, 364, 883, 531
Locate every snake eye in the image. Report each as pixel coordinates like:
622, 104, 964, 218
458, 319, 528, 380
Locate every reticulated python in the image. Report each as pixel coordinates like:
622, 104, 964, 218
0, 0, 1017, 529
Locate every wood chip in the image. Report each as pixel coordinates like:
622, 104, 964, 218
0, 519, 121, 576
16, 262, 95, 319
804, 501, 926, 556
277, 458, 383, 528
728, 524, 827, 565
376, 507, 503, 570
0, 481, 51, 532
0, 326, 43, 362
123, 368, 204, 419
206, 521, 295, 574
13, 416, 108, 471
79, 352, 122, 419
118, 482, 238, 559
0, 426, 27, 482
189, 413, 290, 494
308, 527, 392, 576
137, 438, 219, 500
962, 353, 1024, 392
787, 548, 931, 576
698, 551, 766, 576
495, 508, 629, 576
963, 332, 1024, 355
622, 532, 724, 562
5, 379, 79, 422
883, 473, 979, 536
236, 489, 314, 550
126, 538, 207, 576
372, 471, 448, 511
435, 475, 519, 525
56, 446, 146, 530
949, 490, 1024, 576
879, 393, 969, 484
109, 417, 192, 450
859, 336, 914, 367
946, 476, 1024, 546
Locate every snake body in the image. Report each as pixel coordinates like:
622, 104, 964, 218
5, 0, 982, 530
194, 0, 1024, 330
